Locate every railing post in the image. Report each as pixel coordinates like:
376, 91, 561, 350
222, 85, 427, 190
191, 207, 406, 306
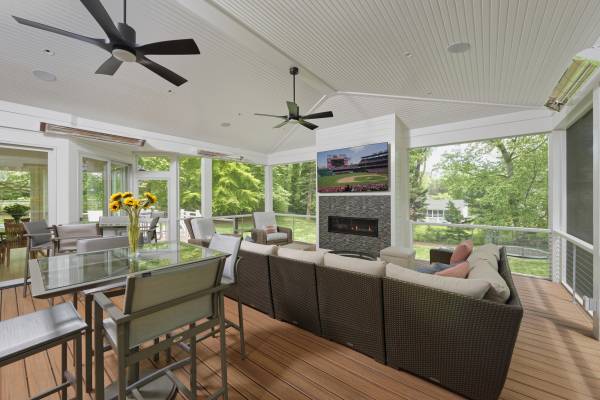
572, 245, 577, 304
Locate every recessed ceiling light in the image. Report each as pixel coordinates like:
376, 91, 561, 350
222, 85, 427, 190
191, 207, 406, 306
447, 42, 470, 53
41, 49, 54, 56
403, 51, 413, 58
220, 122, 231, 127
167, 89, 174, 94
426, 91, 433, 95
32, 70, 56, 82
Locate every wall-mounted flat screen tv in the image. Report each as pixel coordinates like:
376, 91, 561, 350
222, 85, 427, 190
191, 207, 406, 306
317, 142, 389, 193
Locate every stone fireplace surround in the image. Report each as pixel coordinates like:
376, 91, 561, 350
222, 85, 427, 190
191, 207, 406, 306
319, 195, 391, 257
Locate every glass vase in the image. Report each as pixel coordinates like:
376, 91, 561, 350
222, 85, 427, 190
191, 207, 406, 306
128, 214, 140, 256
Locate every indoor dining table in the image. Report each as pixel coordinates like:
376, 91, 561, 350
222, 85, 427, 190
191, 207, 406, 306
28, 241, 229, 399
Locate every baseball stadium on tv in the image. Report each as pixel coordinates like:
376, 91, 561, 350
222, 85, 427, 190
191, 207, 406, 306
317, 142, 389, 193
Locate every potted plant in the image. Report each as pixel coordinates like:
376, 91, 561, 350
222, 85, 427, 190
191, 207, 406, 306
2, 204, 30, 223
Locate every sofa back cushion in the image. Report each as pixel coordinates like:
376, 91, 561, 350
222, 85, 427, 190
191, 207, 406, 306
467, 244, 500, 271
323, 253, 386, 277
450, 239, 474, 264
240, 240, 277, 255
277, 247, 324, 266
386, 263, 490, 299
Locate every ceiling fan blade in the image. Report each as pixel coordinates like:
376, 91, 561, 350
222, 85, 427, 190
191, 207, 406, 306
273, 120, 289, 128
287, 101, 299, 118
254, 113, 287, 119
96, 56, 122, 75
138, 39, 200, 55
80, 0, 122, 42
298, 120, 318, 130
137, 56, 187, 86
301, 111, 334, 120
12, 16, 108, 50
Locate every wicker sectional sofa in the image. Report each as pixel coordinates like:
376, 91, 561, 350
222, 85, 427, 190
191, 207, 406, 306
195, 239, 522, 400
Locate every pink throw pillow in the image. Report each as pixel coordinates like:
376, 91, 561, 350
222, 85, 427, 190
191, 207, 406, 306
264, 225, 277, 234
450, 240, 473, 264
435, 261, 470, 278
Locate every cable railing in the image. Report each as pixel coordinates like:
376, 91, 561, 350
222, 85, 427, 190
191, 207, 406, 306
411, 221, 551, 278
552, 230, 594, 313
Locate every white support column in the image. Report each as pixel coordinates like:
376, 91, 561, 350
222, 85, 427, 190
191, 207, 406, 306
592, 87, 600, 339
201, 158, 212, 218
394, 116, 412, 248
548, 130, 567, 283
264, 165, 273, 212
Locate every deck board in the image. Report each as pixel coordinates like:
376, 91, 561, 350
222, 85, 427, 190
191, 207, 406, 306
0, 275, 599, 399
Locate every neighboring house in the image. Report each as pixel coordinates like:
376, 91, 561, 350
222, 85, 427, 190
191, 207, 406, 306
424, 197, 469, 223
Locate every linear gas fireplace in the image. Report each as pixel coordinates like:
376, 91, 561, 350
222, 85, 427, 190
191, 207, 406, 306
328, 216, 378, 237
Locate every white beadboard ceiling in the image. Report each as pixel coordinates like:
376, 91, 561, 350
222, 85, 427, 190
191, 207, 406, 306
2, 0, 600, 154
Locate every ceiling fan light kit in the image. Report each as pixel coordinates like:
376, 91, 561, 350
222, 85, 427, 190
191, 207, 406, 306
13, 0, 200, 86
254, 66, 334, 131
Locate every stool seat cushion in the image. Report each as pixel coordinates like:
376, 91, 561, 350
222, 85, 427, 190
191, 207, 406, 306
0, 302, 86, 363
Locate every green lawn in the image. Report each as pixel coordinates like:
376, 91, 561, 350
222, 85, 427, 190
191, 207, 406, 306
317, 172, 388, 188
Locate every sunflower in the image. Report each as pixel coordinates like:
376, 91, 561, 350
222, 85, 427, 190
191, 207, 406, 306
110, 192, 123, 202
123, 197, 136, 207
109, 201, 121, 212
144, 192, 158, 204
122, 191, 134, 199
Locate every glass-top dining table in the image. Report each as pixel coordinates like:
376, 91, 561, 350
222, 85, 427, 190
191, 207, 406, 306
29, 241, 228, 299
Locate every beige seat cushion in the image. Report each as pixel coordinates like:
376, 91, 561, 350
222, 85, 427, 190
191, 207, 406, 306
323, 253, 386, 277
467, 261, 510, 303
386, 263, 490, 300
240, 241, 277, 255
277, 247, 324, 265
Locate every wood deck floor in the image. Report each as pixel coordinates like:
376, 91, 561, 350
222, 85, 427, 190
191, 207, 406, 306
0, 275, 599, 400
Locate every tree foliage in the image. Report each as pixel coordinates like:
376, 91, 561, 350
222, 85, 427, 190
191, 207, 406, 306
409, 148, 431, 221
212, 160, 264, 215
273, 161, 316, 216
438, 135, 548, 228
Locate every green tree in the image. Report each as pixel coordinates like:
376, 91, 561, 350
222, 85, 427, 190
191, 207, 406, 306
409, 148, 431, 221
0, 171, 30, 200
444, 200, 470, 243
439, 134, 548, 228
179, 156, 201, 212
273, 161, 316, 216
212, 160, 264, 215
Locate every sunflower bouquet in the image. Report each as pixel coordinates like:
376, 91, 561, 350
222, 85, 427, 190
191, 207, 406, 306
108, 191, 157, 253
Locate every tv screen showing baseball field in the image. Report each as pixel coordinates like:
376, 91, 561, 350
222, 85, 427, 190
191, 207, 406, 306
317, 142, 389, 193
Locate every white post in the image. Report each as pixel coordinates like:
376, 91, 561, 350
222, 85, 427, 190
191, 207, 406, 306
264, 165, 273, 212
592, 87, 600, 339
201, 158, 212, 218
548, 130, 567, 283
394, 115, 412, 248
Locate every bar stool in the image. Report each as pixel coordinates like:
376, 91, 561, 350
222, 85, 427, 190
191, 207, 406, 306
0, 302, 86, 399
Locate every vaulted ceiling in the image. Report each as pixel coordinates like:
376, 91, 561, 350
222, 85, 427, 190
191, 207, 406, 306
2, 0, 600, 154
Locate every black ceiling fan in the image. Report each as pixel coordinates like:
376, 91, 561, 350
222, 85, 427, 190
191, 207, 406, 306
255, 67, 334, 130
13, 0, 200, 86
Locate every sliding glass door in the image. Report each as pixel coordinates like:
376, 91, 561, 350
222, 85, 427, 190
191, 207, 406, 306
81, 157, 131, 222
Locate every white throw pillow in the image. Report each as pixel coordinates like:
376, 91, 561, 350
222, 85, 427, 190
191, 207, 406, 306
323, 253, 386, 277
386, 263, 490, 300
277, 247, 324, 265
240, 240, 277, 255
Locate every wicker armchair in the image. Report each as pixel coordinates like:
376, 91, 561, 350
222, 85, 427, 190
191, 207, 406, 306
251, 212, 292, 245
383, 247, 523, 400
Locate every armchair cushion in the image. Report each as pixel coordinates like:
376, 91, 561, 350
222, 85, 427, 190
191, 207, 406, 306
267, 232, 288, 242
253, 211, 277, 229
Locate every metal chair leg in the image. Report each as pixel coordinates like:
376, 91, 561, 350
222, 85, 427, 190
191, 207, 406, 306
237, 297, 246, 359
190, 326, 197, 400
84, 295, 93, 393
219, 294, 228, 400
23, 249, 30, 297
61, 342, 68, 400
94, 302, 105, 400
75, 335, 83, 400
